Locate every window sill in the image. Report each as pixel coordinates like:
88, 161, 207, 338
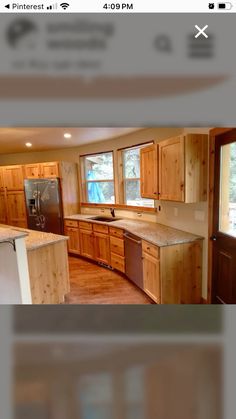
81, 203, 157, 213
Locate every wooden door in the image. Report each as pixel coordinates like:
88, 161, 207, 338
212, 129, 236, 303
80, 229, 94, 259
6, 191, 27, 228
140, 144, 158, 199
142, 252, 160, 303
65, 227, 80, 255
0, 192, 7, 224
24, 164, 41, 179
159, 136, 185, 201
3, 166, 24, 190
94, 232, 110, 264
40, 162, 59, 178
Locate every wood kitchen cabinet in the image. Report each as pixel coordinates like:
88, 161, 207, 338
159, 134, 208, 202
140, 134, 208, 202
140, 144, 159, 199
159, 136, 185, 202
65, 227, 80, 255
3, 165, 24, 191
94, 232, 110, 265
40, 162, 59, 178
80, 229, 94, 259
0, 167, 4, 190
142, 239, 202, 304
6, 191, 27, 228
0, 165, 27, 227
0, 192, 7, 224
142, 241, 161, 303
24, 163, 41, 179
109, 227, 125, 273
24, 162, 59, 179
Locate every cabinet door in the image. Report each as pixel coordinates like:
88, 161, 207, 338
24, 164, 41, 179
3, 166, 24, 191
6, 191, 27, 228
142, 252, 161, 303
0, 192, 7, 224
80, 229, 94, 259
40, 162, 59, 178
94, 232, 110, 265
159, 136, 185, 202
0, 167, 4, 191
65, 227, 80, 255
140, 144, 158, 199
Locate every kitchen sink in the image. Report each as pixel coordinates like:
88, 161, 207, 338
89, 216, 121, 222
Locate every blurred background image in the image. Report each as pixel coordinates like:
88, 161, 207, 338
0, 14, 235, 125
12, 306, 222, 419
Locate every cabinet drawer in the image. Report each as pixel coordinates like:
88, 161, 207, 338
79, 221, 93, 231
64, 219, 78, 228
110, 236, 124, 257
109, 227, 123, 238
93, 223, 109, 234
142, 240, 159, 259
111, 253, 125, 273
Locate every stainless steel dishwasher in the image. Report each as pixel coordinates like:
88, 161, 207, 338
124, 232, 143, 290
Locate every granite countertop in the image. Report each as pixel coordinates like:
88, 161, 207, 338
0, 227, 28, 243
65, 214, 203, 247
0, 224, 68, 251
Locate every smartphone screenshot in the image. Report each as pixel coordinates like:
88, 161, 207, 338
0, 1, 235, 418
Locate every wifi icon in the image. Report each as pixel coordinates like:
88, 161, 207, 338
60, 2, 69, 9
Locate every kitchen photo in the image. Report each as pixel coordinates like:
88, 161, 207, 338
0, 127, 235, 304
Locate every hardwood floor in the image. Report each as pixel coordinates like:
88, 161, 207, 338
65, 256, 154, 304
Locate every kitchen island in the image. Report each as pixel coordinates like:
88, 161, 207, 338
0, 225, 70, 304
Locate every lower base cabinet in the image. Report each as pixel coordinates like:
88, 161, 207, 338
65, 227, 80, 255
142, 251, 161, 303
94, 232, 110, 265
142, 240, 202, 304
80, 229, 94, 259
64, 219, 202, 304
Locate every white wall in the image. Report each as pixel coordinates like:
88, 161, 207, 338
0, 243, 22, 304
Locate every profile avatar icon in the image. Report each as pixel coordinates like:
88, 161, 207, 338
6, 19, 38, 48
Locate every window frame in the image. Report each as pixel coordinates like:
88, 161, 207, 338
121, 142, 155, 209
80, 151, 116, 205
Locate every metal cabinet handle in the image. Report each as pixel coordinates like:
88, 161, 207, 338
210, 235, 217, 241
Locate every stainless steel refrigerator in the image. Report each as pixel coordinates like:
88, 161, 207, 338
24, 178, 64, 234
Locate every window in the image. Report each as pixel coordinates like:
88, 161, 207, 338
83, 152, 115, 204
122, 144, 154, 208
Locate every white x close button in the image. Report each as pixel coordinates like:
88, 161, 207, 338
195, 25, 209, 39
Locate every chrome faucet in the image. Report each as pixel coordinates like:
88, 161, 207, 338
110, 208, 115, 218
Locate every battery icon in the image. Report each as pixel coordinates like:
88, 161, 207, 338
218, 2, 233, 9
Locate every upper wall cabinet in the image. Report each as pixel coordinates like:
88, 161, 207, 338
159, 134, 208, 203
3, 165, 24, 191
24, 163, 41, 179
40, 162, 59, 178
24, 162, 59, 179
141, 134, 208, 203
140, 144, 159, 199
159, 136, 185, 202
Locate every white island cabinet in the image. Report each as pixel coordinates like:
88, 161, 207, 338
0, 228, 31, 304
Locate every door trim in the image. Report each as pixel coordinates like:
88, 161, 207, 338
207, 127, 234, 303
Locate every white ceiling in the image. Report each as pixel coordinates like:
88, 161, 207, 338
0, 127, 141, 155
